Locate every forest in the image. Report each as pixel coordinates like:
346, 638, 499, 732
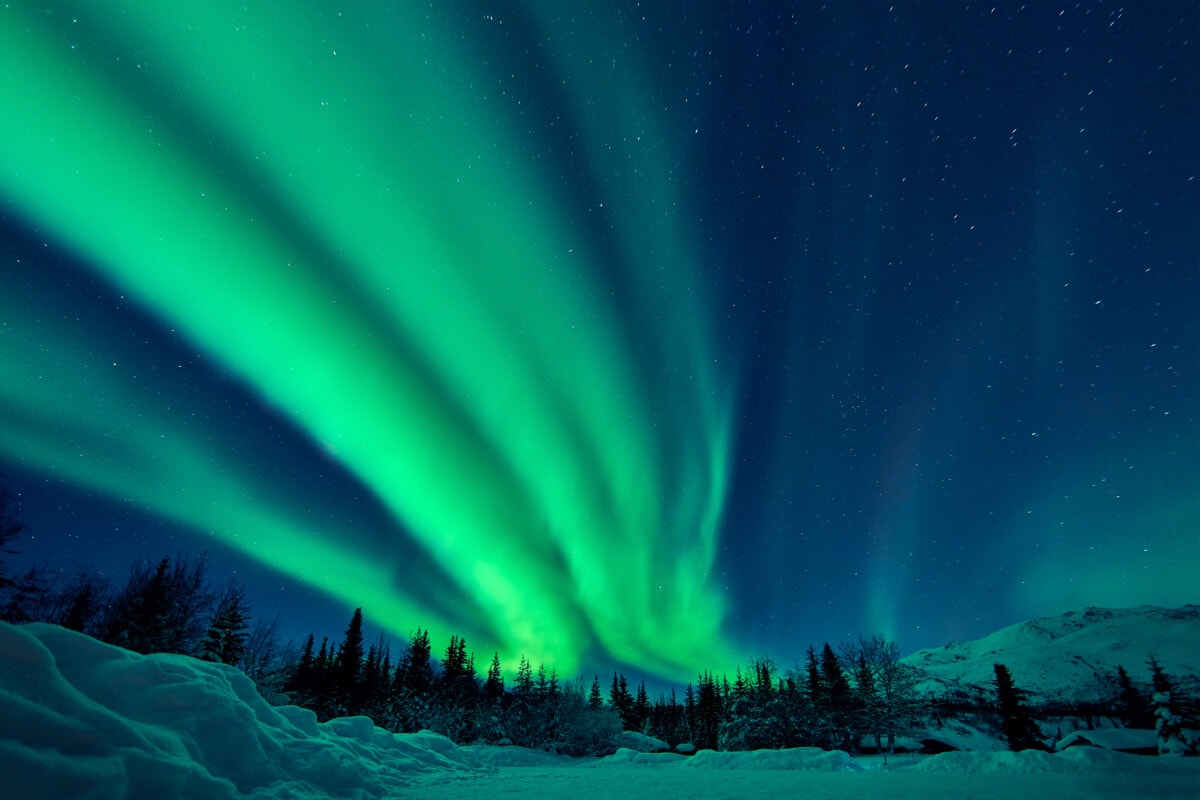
1, 480, 1193, 758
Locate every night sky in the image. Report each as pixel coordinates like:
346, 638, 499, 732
1, 2, 1196, 684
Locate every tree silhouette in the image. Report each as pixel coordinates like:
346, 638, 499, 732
993, 663, 1044, 751
0, 478, 25, 591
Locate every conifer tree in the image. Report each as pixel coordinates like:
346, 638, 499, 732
820, 643, 851, 704
609, 672, 635, 730
1115, 665, 1153, 728
1146, 655, 1197, 755
438, 634, 478, 733
634, 680, 650, 732
398, 627, 434, 695
334, 608, 365, 711
732, 667, 748, 699
361, 637, 392, 716
693, 671, 722, 750
0, 563, 49, 623
55, 570, 106, 633
514, 656, 534, 696
198, 584, 250, 665
98, 554, 213, 655
484, 653, 505, 701
804, 646, 824, 703
814, 643, 853, 750
993, 663, 1044, 751
588, 675, 604, 710
317, 636, 335, 695
680, 682, 697, 745
288, 634, 317, 698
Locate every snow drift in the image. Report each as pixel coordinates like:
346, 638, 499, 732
0, 622, 489, 800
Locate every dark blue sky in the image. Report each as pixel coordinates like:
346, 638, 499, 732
1, 2, 1196, 681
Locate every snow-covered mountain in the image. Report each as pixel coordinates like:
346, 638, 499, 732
902, 605, 1200, 702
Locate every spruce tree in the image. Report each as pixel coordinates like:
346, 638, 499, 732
484, 653, 505, 701
693, 671, 722, 750
514, 656, 534, 696
198, 584, 250, 665
313, 636, 332, 701
805, 646, 825, 704
609, 672, 635, 729
683, 682, 697, 743
289, 634, 317, 698
1146, 655, 1196, 755
588, 675, 604, 710
408, 633, 436, 695
334, 608, 365, 711
361, 640, 390, 716
120, 557, 174, 653
993, 663, 1044, 751
1115, 665, 1153, 728
820, 643, 851, 703
634, 681, 650, 732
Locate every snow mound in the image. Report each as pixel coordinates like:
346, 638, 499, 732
0, 622, 490, 800
610, 730, 670, 752
916, 747, 1160, 774
683, 747, 862, 772
911, 719, 1008, 753
1056, 728, 1158, 752
594, 747, 688, 766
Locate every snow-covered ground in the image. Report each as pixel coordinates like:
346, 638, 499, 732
2, 622, 1197, 799
416, 745, 1200, 800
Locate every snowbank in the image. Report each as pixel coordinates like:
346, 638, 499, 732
611, 730, 670, 752
915, 747, 1171, 774
1056, 728, 1158, 753
0, 622, 490, 800
594, 747, 688, 766
682, 747, 861, 772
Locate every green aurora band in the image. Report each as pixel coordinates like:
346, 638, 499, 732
0, 3, 742, 678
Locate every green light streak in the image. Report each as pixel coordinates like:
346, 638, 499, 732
0, 290, 467, 646
0, 2, 742, 678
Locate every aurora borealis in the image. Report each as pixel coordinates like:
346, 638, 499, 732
2, 2, 1197, 681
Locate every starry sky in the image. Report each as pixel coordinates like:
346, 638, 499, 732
1, 1, 1196, 684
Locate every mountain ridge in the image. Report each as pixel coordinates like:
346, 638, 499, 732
901, 604, 1200, 702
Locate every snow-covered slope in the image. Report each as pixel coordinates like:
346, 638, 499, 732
0, 622, 490, 800
902, 605, 1200, 701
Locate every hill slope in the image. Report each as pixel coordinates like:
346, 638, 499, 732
902, 605, 1200, 702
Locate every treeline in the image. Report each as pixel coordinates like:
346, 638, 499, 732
1, 481, 1196, 756
0, 547, 291, 694
271, 608, 925, 755
283, 610, 621, 754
